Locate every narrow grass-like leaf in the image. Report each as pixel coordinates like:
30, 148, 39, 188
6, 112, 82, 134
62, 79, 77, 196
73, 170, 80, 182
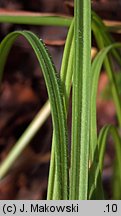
70, 0, 91, 200
88, 160, 104, 200
91, 17, 121, 159
1, 9, 121, 34
92, 17, 121, 128
0, 11, 72, 27
98, 125, 121, 199
89, 122, 121, 200
90, 43, 121, 159
0, 31, 69, 199
47, 133, 56, 199
89, 42, 121, 199
113, 155, 121, 199
98, 126, 121, 172
94, 28, 121, 128
47, 20, 74, 200
92, 11, 121, 66
60, 20, 74, 109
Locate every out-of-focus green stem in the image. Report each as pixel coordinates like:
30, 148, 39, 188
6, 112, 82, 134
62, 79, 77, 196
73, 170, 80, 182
0, 101, 50, 179
0, 12, 72, 26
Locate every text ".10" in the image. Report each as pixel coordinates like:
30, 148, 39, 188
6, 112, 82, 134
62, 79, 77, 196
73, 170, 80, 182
105, 204, 117, 213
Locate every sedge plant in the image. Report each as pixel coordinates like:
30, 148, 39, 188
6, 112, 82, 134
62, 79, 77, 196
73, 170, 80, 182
0, 0, 121, 199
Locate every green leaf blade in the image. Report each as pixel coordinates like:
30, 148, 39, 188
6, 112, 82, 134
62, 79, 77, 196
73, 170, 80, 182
0, 31, 69, 200
70, 0, 91, 200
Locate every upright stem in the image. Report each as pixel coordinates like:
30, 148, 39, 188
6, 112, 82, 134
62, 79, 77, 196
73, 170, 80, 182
70, 0, 91, 199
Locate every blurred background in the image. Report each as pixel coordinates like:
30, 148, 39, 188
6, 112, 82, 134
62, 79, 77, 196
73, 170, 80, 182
0, 0, 121, 199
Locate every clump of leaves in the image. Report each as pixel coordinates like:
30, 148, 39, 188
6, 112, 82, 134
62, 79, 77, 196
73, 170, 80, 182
0, 0, 121, 200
